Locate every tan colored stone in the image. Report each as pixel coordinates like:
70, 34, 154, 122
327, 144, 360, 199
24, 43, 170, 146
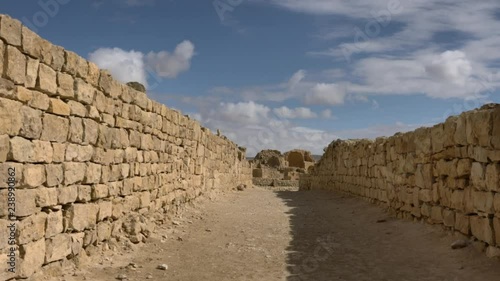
58, 185, 78, 205
48, 98, 70, 116
52, 142, 66, 163
0, 77, 15, 98
0, 38, 3, 77
63, 50, 78, 75
16, 189, 38, 217
67, 100, 87, 117
19, 105, 42, 139
22, 164, 46, 188
97, 200, 112, 221
0, 15, 22, 46
77, 185, 92, 203
485, 164, 499, 192
67, 203, 97, 231
26, 57, 40, 88
64, 162, 86, 185
83, 119, 99, 145
492, 107, 500, 149
471, 162, 486, 190
45, 211, 63, 238
75, 78, 95, 105
87, 61, 100, 86
29, 90, 50, 110
50, 45, 65, 71
97, 221, 112, 242
85, 163, 102, 184
57, 72, 74, 98
33, 140, 53, 163
65, 144, 93, 162
18, 239, 45, 278
21, 26, 43, 58
0, 135, 9, 162
470, 216, 494, 244
45, 233, 72, 263
46, 164, 63, 187
0, 97, 22, 136
455, 212, 470, 235
492, 218, 500, 246
34, 187, 58, 208
9, 136, 34, 162
17, 86, 33, 103
41, 113, 69, 142
92, 184, 109, 200
37, 63, 57, 93
17, 212, 47, 245
472, 191, 495, 214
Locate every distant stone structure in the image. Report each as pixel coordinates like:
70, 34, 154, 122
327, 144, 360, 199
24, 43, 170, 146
250, 149, 316, 187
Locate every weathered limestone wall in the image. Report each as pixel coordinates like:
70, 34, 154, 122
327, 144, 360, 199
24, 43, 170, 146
301, 104, 500, 257
0, 14, 252, 279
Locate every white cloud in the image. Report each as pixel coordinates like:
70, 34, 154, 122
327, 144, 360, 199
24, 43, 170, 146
88, 41, 195, 88
321, 109, 333, 118
273, 106, 317, 119
88, 48, 148, 86
305, 83, 346, 105
288, 70, 306, 89
425, 50, 472, 85
145, 40, 195, 79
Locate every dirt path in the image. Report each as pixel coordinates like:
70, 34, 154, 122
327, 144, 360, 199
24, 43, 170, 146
62, 188, 500, 281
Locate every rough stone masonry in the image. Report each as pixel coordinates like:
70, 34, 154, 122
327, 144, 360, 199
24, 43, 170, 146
0, 14, 252, 280
301, 103, 500, 259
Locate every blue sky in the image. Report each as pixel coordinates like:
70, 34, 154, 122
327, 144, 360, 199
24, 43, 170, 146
3, 0, 500, 155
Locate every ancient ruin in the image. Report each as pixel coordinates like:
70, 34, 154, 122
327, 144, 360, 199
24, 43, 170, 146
250, 149, 315, 188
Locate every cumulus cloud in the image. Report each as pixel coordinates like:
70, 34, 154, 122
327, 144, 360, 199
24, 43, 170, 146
88, 48, 148, 86
425, 50, 472, 85
145, 40, 195, 79
88, 41, 195, 88
273, 106, 317, 119
321, 109, 333, 118
305, 83, 346, 105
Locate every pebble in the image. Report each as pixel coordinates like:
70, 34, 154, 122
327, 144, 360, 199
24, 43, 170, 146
116, 274, 128, 280
451, 240, 469, 250
146, 274, 153, 279
157, 264, 169, 270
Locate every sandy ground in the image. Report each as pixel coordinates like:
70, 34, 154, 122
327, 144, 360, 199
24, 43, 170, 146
60, 187, 500, 281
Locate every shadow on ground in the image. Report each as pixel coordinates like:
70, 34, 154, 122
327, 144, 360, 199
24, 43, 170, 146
275, 190, 500, 281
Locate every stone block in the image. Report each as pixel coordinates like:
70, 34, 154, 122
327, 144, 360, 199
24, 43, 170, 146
45, 210, 63, 238
76, 185, 92, 203
41, 113, 69, 143
455, 212, 470, 235
471, 162, 486, 190
57, 185, 78, 205
34, 187, 58, 208
52, 143, 66, 163
29, 90, 50, 110
57, 72, 74, 98
16, 212, 47, 245
68, 116, 84, 144
83, 118, 99, 145
0, 135, 9, 162
97, 200, 112, 221
64, 162, 86, 185
48, 98, 70, 116
65, 144, 93, 162
92, 184, 109, 200
21, 26, 43, 58
0, 77, 15, 99
45, 164, 63, 187
494, 218, 500, 245
22, 164, 46, 188
0, 15, 22, 46
18, 239, 45, 278
470, 216, 494, 244
485, 164, 499, 192
87, 61, 100, 86
67, 100, 87, 117
9, 136, 34, 162
6, 46, 26, 85
0, 98, 22, 136
84, 163, 102, 184
66, 203, 97, 231
26, 57, 39, 88
75, 78, 95, 105
37, 63, 57, 93
45, 233, 72, 263
19, 106, 42, 139
16, 189, 38, 217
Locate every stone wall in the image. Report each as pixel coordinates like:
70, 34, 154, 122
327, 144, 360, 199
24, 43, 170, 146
0, 14, 252, 280
301, 104, 500, 257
